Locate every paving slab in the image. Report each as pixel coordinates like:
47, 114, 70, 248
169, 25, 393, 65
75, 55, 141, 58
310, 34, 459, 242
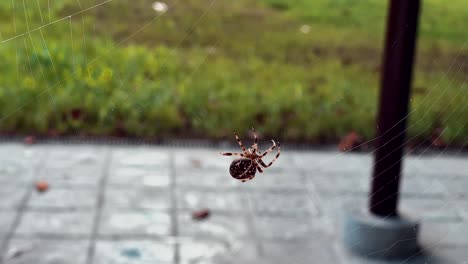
419, 221, 468, 247
0, 186, 27, 210
27, 187, 97, 210
1, 143, 468, 264
252, 214, 336, 241
38, 165, 104, 188
176, 167, 240, 188
107, 166, 171, 188
260, 239, 339, 264
176, 187, 247, 212
0, 211, 17, 244
111, 147, 170, 168
15, 211, 95, 237
0, 145, 40, 185
177, 210, 249, 239
399, 197, 462, 222
2, 239, 89, 264
104, 187, 171, 211
98, 209, 171, 238
92, 239, 174, 264
179, 239, 257, 264
245, 189, 320, 217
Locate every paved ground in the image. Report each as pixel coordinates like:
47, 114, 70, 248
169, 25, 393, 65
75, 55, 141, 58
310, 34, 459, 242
0, 142, 467, 264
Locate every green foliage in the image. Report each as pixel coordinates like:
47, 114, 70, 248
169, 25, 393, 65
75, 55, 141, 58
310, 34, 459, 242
0, 0, 467, 145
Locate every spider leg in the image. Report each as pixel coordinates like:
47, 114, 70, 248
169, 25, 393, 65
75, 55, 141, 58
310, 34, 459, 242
259, 142, 281, 168
233, 130, 246, 152
254, 160, 264, 173
260, 140, 277, 158
220, 152, 245, 157
258, 158, 268, 168
252, 127, 258, 152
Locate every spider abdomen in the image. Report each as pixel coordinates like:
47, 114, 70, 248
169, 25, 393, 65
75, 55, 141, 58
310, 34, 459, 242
229, 158, 256, 182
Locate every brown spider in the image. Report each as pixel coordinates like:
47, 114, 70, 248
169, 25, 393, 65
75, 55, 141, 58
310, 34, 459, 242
220, 128, 280, 182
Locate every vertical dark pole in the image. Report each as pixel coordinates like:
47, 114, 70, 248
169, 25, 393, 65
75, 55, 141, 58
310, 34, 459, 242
370, 0, 421, 217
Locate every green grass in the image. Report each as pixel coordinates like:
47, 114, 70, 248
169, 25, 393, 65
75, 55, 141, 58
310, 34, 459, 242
0, 0, 467, 145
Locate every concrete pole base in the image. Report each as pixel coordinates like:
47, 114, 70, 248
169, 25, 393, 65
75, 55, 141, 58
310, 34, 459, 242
343, 209, 420, 260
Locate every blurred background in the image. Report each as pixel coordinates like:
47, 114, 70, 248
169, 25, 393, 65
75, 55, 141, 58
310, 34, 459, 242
1, 0, 468, 263
0, 0, 467, 145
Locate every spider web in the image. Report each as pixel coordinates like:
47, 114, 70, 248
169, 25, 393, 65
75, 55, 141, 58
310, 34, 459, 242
0, 0, 468, 263
0, 0, 218, 263
234, 12, 468, 264
295, 44, 468, 262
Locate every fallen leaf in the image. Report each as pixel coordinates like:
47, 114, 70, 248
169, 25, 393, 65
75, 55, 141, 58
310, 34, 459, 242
35, 181, 49, 193
192, 209, 210, 221
190, 158, 202, 168
23, 136, 36, 145
338, 131, 362, 152
70, 108, 84, 120
431, 127, 446, 148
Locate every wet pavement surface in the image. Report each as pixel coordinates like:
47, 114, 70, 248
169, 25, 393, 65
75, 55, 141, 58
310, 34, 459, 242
0, 143, 467, 263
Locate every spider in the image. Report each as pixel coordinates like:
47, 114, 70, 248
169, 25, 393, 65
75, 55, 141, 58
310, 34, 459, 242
220, 128, 281, 182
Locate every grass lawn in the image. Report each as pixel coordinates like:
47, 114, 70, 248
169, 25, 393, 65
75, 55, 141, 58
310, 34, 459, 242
0, 0, 467, 146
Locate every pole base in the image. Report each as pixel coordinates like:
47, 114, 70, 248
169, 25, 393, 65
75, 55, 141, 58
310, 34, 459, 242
343, 209, 420, 259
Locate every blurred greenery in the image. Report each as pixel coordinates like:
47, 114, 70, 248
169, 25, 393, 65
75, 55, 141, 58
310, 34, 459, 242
0, 0, 467, 145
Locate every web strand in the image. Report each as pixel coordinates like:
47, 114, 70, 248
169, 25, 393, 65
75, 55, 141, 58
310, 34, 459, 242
36, 0, 44, 24
1, 0, 113, 44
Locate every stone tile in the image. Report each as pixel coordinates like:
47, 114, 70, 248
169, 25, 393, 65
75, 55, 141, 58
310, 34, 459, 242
39, 146, 107, 187
0, 144, 42, 164
400, 197, 462, 221
402, 176, 446, 197
15, 211, 94, 237
293, 152, 372, 174
38, 165, 104, 187
2, 144, 468, 264
174, 149, 233, 170
107, 166, 170, 188
27, 188, 97, 210
112, 147, 170, 168
260, 239, 339, 264
176, 188, 247, 212
179, 239, 258, 264
0, 159, 35, 184
419, 246, 468, 264
437, 178, 468, 198
246, 190, 319, 216
0, 211, 17, 238
333, 242, 423, 264
413, 156, 468, 177
310, 194, 368, 230
176, 167, 239, 188
308, 173, 370, 195
252, 215, 335, 241
3, 239, 89, 264
420, 221, 468, 247
308, 171, 431, 198
104, 187, 170, 210
178, 211, 249, 239
243, 169, 307, 190
45, 145, 107, 168
0, 143, 27, 156
98, 210, 171, 237
93, 240, 174, 264
314, 194, 368, 216
453, 200, 468, 222
335, 242, 468, 264
0, 186, 27, 209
